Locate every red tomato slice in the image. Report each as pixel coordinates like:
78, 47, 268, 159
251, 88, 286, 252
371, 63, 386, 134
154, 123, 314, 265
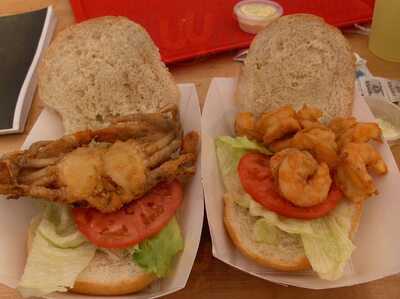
72, 180, 183, 248
238, 152, 342, 220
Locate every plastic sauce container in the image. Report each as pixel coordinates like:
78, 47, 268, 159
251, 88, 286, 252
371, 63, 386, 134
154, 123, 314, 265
234, 0, 283, 34
364, 96, 400, 145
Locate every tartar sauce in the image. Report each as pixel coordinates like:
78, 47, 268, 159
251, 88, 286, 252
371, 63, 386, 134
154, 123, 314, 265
377, 118, 400, 139
240, 3, 277, 18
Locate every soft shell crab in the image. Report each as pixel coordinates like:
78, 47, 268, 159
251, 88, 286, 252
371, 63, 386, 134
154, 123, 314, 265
0, 105, 199, 213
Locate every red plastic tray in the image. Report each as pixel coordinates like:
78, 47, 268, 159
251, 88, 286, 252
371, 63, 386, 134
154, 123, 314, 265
70, 0, 375, 64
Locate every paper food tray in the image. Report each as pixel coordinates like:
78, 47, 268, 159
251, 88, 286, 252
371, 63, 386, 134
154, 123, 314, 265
201, 77, 400, 289
0, 83, 203, 299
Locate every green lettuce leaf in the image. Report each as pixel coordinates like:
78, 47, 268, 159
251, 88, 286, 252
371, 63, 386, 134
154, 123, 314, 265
132, 217, 184, 278
301, 202, 355, 280
253, 218, 284, 244
215, 136, 271, 178
215, 136, 272, 198
215, 136, 355, 281
17, 203, 96, 298
17, 202, 185, 297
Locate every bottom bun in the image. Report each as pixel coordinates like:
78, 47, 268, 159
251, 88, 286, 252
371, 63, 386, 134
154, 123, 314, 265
72, 252, 156, 296
223, 195, 363, 271
27, 223, 156, 296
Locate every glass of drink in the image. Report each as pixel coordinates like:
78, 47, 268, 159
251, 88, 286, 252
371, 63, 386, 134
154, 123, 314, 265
368, 0, 400, 62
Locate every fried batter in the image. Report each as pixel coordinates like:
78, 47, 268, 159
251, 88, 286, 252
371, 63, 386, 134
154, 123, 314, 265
0, 106, 199, 213
291, 127, 339, 168
296, 105, 323, 129
329, 117, 382, 148
235, 104, 388, 205
335, 142, 387, 203
256, 106, 301, 144
271, 149, 332, 208
234, 112, 262, 140
270, 126, 338, 168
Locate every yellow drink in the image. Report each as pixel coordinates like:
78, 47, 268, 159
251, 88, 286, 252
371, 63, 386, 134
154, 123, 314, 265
369, 0, 400, 62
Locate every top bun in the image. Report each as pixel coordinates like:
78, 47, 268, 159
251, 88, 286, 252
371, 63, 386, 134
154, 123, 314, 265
38, 16, 179, 133
236, 14, 355, 121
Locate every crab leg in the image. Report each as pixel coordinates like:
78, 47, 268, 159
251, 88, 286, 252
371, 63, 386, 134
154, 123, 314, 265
19, 166, 57, 184
146, 139, 182, 168
113, 105, 180, 132
23, 157, 61, 168
144, 132, 177, 155
93, 125, 161, 143
0, 161, 16, 184
30, 131, 93, 159
181, 131, 199, 155
147, 153, 196, 187
28, 140, 53, 155
0, 184, 63, 201
30, 174, 58, 187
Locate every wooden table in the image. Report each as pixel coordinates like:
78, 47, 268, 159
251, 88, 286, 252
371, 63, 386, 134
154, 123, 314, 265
1, 1, 400, 298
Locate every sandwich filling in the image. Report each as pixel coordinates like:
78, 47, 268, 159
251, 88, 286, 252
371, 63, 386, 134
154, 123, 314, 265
215, 136, 356, 280
216, 104, 387, 281
0, 107, 199, 297
18, 201, 183, 297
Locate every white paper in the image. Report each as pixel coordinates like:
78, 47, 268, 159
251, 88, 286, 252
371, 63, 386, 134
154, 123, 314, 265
0, 83, 203, 299
202, 77, 400, 289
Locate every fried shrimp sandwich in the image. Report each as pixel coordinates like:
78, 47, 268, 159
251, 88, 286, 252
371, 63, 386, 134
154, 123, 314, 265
215, 14, 388, 280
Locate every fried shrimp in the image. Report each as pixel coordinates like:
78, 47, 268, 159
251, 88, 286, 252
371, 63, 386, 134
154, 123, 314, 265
335, 142, 388, 203
271, 149, 332, 207
235, 105, 388, 205
269, 126, 339, 168
338, 123, 382, 147
234, 112, 262, 140
291, 127, 339, 168
269, 137, 294, 152
296, 105, 323, 129
329, 117, 357, 136
256, 106, 301, 144
329, 117, 382, 148
269, 148, 298, 179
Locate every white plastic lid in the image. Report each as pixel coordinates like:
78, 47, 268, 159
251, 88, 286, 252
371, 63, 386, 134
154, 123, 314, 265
234, 0, 283, 22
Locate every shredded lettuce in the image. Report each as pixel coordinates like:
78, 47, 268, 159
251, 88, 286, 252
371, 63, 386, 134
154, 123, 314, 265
215, 136, 355, 280
132, 217, 184, 278
17, 204, 96, 298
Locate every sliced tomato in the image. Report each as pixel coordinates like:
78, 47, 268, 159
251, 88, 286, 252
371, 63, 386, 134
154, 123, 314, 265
72, 180, 183, 248
238, 152, 342, 220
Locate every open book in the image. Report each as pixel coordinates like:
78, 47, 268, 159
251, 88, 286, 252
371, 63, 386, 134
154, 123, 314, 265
0, 6, 57, 134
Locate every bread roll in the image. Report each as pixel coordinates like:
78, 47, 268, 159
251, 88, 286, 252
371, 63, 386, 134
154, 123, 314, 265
224, 196, 363, 270
236, 14, 355, 121
27, 221, 156, 296
38, 16, 179, 133
72, 251, 156, 296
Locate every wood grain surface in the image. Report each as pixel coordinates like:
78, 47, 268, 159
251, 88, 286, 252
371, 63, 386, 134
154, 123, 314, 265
0, 1, 400, 298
